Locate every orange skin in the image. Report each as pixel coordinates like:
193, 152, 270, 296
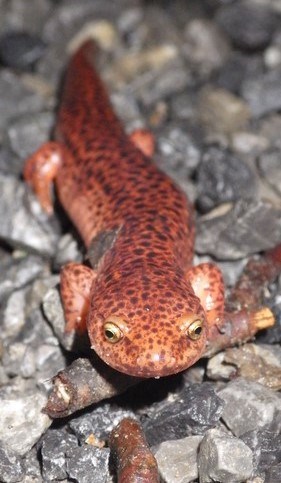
24, 41, 225, 378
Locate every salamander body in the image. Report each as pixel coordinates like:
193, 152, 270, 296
24, 41, 225, 377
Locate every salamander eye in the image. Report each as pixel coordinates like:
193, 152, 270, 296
104, 321, 123, 343
186, 319, 203, 340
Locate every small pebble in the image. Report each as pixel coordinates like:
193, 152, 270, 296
41, 429, 78, 481
155, 435, 202, 483
197, 86, 251, 136
0, 32, 46, 70
7, 111, 54, 159
198, 427, 253, 483
215, 0, 277, 51
0, 385, 51, 456
0, 173, 60, 255
65, 446, 110, 483
241, 428, 281, 476
183, 19, 230, 78
258, 149, 281, 196
196, 147, 257, 212
242, 68, 281, 118
0, 446, 24, 483
219, 378, 281, 437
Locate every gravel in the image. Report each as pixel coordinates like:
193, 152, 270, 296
0, 0, 280, 482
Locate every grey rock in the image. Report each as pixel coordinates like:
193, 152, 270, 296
258, 113, 281, 150
265, 462, 281, 483
0, 32, 46, 70
0, 0, 51, 35
198, 427, 253, 483
66, 446, 110, 483
0, 445, 24, 483
231, 131, 269, 155
216, 52, 263, 95
23, 447, 42, 481
0, 146, 22, 176
2, 341, 36, 378
0, 70, 45, 133
157, 125, 201, 176
0, 174, 59, 255
216, 1, 277, 51
110, 91, 144, 130
7, 111, 54, 159
219, 378, 281, 437
0, 385, 51, 456
1, 289, 27, 339
258, 149, 281, 196
42, 286, 90, 353
53, 233, 83, 269
170, 91, 197, 121
196, 147, 257, 212
197, 87, 251, 136
183, 19, 230, 79
143, 383, 224, 446
132, 57, 192, 107
196, 200, 281, 259
155, 435, 202, 483
241, 428, 281, 476
242, 68, 281, 118
0, 254, 44, 304
207, 344, 281, 390
41, 429, 78, 481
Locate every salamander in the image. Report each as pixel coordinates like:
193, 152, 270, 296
24, 40, 225, 378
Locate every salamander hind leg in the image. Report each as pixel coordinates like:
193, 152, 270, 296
60, 262, 97, 333
24, 141, 63, 214
186, 263, 225, 329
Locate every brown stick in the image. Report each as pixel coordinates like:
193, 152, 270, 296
43, 355, 142, 418
109, 418, 160, 483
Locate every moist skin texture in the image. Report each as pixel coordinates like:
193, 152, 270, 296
24, 41, 225, 378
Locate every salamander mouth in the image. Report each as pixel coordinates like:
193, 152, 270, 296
95, 347, 205, 378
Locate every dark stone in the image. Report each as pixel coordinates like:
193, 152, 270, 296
143, 383, 224, 446
0, 446, 24, 483
265, 463, 281, 483
68, 403, 135, 443
215, 0, 278, 51
41, 429, 78, 481
242, 68, 281, 118
258, 149, 281, 196
66, 446, 110, 483
0, 32, 46, 70
196, 147, 257, 212
241, 428, 281, 476
216, 52, 263, 94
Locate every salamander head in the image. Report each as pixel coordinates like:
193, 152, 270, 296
87, 272, 207, 377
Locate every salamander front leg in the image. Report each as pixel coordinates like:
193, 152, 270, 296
186, 263, 225, 330
60, 262, 97, 333
130, 129, 155, 157
24, 141, 63, 214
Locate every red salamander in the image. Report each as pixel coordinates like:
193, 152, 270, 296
24, 41, 225, 378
